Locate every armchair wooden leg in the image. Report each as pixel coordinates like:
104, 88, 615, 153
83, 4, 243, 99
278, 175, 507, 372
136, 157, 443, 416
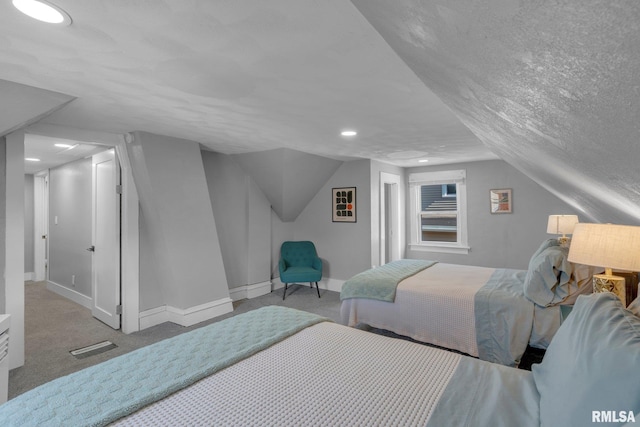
315, 282, 321, 298
283, 283, 288, 300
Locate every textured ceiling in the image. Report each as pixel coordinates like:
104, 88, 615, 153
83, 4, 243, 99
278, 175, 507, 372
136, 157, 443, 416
0, 0, 495, 168
3, 1, 640, 224
0, 80, 73, 137
352, 0, 640, 225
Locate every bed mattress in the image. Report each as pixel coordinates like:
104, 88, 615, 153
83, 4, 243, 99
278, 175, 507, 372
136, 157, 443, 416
341, 263, 493, 357
113, 322, 461, 426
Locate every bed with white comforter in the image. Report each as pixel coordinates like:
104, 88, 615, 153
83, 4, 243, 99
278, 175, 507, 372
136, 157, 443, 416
340, 240, 598, 366
343, 262, 490, 355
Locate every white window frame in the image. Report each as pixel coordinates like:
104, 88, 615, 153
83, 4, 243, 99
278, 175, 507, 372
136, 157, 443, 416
409, 169, 469, 254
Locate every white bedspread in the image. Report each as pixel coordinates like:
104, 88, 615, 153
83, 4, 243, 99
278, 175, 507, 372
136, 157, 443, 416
113, 322, 461, 426
342, 263, 495, 357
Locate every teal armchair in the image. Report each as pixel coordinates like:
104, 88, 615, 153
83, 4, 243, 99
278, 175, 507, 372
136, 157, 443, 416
279, 241, 322, 300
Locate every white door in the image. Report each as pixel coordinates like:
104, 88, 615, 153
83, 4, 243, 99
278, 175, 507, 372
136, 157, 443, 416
91, 149, 121, 329
33, 172, 49, 281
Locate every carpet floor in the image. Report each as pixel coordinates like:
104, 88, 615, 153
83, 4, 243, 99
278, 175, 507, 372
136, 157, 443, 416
9, 281, 342, 399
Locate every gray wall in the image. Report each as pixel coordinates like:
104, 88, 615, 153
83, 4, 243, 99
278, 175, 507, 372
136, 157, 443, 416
23, 174, 34, 274
405, 159, 585, 270
203, 151, 248, 288
138, 207, 164, 311
201, 151, 271, 289
246, 177, 271, 285
271, 210, 295, 279
128, 132, 229, 311
292, 159, 373, 280
0, 137, 5, 310
48, 158, 93, 296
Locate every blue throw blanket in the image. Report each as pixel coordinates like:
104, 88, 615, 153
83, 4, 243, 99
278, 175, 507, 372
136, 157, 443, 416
340, 259, 437, 302
474, 269, 534, 367
0, 306, 328, 427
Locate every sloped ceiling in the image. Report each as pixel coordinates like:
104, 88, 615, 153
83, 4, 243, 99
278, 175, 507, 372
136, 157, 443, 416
352, 0, 640, 225
3, 1, 640, 224
0, 0, 494, 168
232, 148, 343, 221
0, 79, 74, 137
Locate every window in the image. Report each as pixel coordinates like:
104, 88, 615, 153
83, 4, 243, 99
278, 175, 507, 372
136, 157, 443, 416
409, 169, 469, 254
420, 184, 458, 243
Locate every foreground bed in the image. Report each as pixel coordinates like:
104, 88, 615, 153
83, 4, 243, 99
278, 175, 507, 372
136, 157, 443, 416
340, 240, 597, 366
0, 293, 638, 426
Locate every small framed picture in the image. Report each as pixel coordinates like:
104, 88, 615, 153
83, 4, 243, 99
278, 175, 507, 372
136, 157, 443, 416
332, 187, 356, 222
490, 188, 512, 214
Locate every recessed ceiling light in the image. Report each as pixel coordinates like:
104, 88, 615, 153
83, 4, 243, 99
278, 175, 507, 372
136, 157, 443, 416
341, 130, 357, 137
12, 0, 72, 25
25, 157, 41, 162
418, 159, 429, 163
55, 143, 74, 148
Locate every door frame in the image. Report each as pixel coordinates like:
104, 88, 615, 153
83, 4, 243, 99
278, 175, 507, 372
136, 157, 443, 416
25, 123, 140, 333
33, 170, 49, 282
115, 140, 139, 334
379, 172, 402, 265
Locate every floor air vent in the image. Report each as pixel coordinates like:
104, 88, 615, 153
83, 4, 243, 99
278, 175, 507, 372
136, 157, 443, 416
70, 341, 117, 359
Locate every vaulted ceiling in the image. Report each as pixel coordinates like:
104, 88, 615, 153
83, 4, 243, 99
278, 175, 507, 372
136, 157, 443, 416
351, 0, 640, 225
0, 0, 493, 168
1, 0, 639, 224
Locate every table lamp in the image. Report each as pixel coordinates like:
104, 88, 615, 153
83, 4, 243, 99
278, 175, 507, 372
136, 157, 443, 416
568, 223, 640, 306
547, 215, 579, 247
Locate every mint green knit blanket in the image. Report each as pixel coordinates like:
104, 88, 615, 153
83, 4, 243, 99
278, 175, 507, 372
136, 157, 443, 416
0, 306, 327, 427
340, 259, 437, 302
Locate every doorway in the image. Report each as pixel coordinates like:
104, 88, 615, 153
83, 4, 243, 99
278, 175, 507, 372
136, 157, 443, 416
380, 172, 402, 265
28, 137, 122, 329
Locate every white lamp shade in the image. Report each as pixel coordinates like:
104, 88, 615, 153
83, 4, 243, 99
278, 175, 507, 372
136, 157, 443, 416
568, 223, 640, 271
547, 215, 579, 235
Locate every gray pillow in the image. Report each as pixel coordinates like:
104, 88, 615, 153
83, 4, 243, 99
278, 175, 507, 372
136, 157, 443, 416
524, 245, 573, 306
532, 293, 640, 427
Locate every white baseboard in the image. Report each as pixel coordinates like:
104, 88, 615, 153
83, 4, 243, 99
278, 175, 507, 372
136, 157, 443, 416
46, 280, 92, 310
139, 278, 345, 330
228, 281, 272, 301
24, 272, 35, 281
272, 278, 344, 293
138, 306, 166, 330
323, 278, 345, 293
139, 297, 234, 330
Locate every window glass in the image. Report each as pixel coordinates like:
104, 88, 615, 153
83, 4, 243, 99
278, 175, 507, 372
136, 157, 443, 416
408, 169, 468, 254
420, 184, 458, 243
